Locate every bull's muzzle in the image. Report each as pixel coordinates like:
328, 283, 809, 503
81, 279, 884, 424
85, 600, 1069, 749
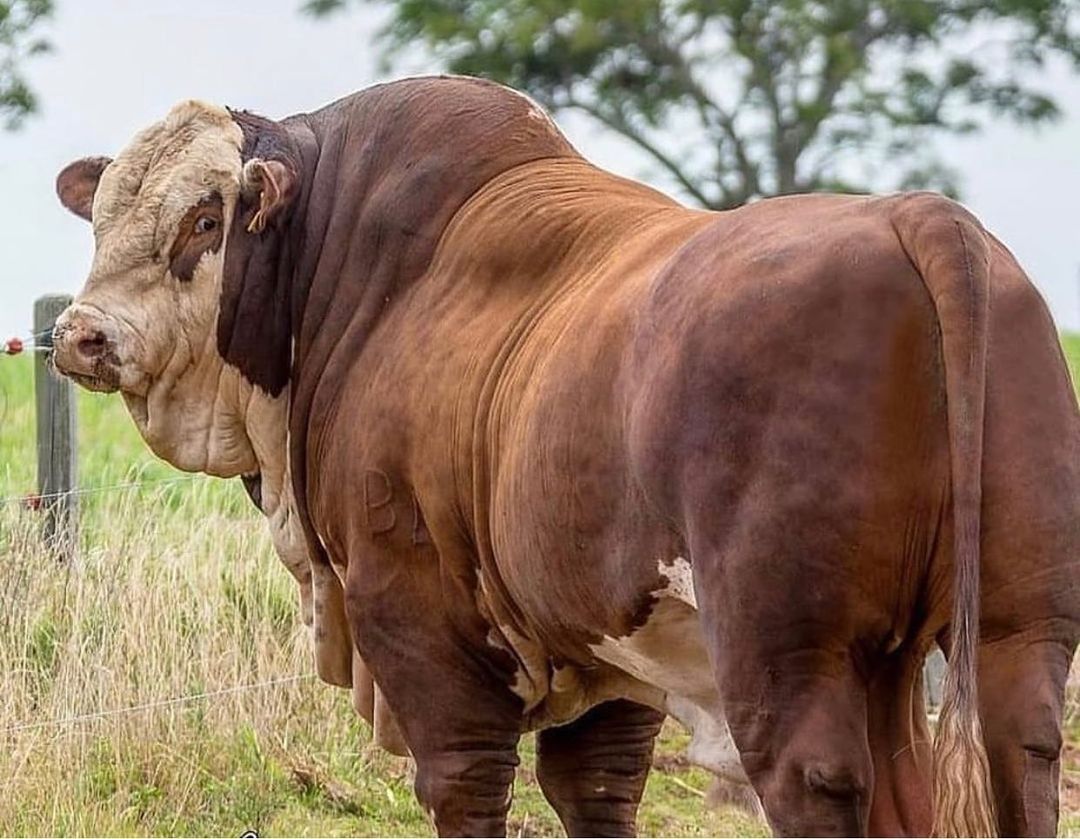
51, 306, 122, 393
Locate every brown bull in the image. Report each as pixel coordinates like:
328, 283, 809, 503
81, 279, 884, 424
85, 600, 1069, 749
51, 76, 1080, 836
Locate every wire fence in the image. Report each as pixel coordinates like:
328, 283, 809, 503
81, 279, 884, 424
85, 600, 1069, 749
3, 328, 54, 355
0, 475, 203, 508
0, 321, 317, 744
0, 674, 317, 738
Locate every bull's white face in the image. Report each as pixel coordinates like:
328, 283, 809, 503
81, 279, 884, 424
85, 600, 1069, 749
53, 101, 280, 477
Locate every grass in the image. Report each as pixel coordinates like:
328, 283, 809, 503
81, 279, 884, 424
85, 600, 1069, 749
0, 338, 1078, 838
1065, 333, 1080, 386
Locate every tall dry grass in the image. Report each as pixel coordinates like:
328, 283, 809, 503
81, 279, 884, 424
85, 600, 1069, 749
0, 480, 423, 836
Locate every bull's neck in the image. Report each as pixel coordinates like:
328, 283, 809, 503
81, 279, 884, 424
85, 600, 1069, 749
220, 78, 583, 560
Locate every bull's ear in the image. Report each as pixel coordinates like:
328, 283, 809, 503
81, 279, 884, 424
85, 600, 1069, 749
56, 156, 112, 222
240, 158, 297, 234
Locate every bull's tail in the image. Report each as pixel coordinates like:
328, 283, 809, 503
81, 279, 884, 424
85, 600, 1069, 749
891, 194, 996, 837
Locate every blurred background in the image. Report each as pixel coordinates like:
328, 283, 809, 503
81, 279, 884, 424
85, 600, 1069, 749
2, 0, 1080, 338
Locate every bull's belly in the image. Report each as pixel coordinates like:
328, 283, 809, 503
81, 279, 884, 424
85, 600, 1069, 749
518, 558, 752, 791
589, 599, 746, 784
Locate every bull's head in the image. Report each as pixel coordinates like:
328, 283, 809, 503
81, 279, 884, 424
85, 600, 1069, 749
52, 100, 294, 476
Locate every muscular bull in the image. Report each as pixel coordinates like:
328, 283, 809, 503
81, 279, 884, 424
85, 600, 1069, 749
50, 76, 1080, 836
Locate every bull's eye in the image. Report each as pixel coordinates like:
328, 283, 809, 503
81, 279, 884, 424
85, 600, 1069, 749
194, 216, 218, 234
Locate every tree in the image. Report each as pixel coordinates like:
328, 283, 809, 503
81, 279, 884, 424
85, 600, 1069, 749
0, 0, 51, 130
306, 0, 1080, 208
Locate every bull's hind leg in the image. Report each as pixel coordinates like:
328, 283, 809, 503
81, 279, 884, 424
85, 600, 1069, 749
977, 638, 1073, 836
976, 249, 1080, 836
688, 551, 873, 834
865, 652, 932, 835
713, 646, 873, 836
536, 699, 664, 837
688, 529, 885, 837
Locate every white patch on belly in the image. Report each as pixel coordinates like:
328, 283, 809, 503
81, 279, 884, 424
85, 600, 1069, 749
589, 597, 713, 709
588, 557, 754, 796
476, 555, 757, 808
659, 556, 696, 608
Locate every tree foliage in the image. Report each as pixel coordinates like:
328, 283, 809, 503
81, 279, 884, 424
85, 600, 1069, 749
0, 0, 51, 130
307, 0, 1080, 207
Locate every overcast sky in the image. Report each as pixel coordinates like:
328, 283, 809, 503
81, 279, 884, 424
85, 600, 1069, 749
1, 0, 1079, 344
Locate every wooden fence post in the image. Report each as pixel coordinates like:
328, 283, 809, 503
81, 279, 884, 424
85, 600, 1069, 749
34, 294, 77, 562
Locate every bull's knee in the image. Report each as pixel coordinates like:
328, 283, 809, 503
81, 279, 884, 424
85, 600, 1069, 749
726, 678, 872, 837
984, 704, 1064, 837
413, 749, 518, 837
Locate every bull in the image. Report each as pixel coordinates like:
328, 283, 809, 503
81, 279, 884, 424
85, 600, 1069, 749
51, 76, 1080, 836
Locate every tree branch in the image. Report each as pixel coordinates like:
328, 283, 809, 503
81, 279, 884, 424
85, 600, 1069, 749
635, 29, 760, 202
562, 95, 723, 208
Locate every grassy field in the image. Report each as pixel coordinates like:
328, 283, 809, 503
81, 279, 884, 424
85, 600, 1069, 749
0, 338, 1078, 837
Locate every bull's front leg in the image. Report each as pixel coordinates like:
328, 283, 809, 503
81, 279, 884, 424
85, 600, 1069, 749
342, 538, 524, 836
536, 699, 664, 837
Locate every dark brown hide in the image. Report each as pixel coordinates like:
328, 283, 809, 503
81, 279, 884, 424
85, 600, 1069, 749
212, 77, 1080, 836
217, 108, 308, 398
536, 700, 665, 837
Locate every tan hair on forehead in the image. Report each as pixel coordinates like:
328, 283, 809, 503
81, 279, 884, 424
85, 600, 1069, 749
93, 100, 243, 236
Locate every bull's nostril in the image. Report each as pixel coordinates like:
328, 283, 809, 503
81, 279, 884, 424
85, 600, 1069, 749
77, 331, 109, 359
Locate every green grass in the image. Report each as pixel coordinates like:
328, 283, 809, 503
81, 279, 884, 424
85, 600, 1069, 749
1064, 333, 1080, 390
1, 337, 1078, 838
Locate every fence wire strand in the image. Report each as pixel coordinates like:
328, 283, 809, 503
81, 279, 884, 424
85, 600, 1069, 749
3, 328, 53, 354
0, 475, 203, 507
0, 674, 317, 736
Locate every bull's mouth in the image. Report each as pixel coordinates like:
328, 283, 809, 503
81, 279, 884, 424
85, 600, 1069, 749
66, 370, 121, 393
51, 354, 122, 394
